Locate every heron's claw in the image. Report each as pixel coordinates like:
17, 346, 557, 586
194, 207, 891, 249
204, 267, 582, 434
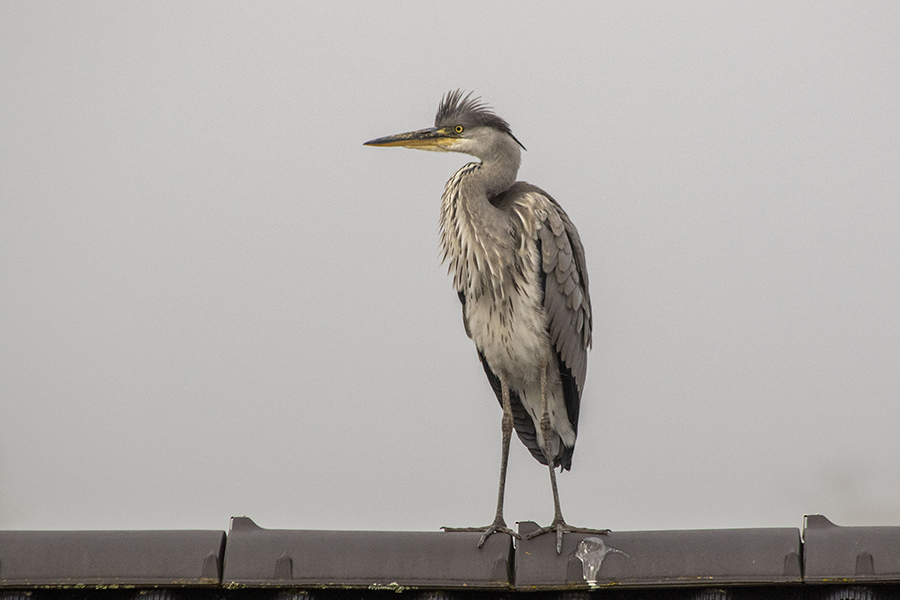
478, 522, 521, 548
525, 519, 610, 554
442, 520, 522, 548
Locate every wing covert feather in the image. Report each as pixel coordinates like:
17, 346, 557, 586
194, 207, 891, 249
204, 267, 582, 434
534, 191, 592, 399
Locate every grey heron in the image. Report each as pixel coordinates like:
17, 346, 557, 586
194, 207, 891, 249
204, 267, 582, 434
365, 91, 605, 553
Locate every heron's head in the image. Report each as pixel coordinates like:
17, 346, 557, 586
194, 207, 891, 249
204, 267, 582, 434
364, 90, 526, 160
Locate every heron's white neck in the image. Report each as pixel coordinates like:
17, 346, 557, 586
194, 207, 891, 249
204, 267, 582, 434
470, 132, 522, 198
439, 132, 523, 299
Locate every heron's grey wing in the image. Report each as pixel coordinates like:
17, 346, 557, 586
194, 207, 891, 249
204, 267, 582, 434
493, 182, 591, 470
536, 192, 591, 444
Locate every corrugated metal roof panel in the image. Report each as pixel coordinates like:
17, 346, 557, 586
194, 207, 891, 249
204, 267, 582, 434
0, 530, 225, 587
514, 521, 802, 589
803, 514, 900, 583
222, 517, 512, 589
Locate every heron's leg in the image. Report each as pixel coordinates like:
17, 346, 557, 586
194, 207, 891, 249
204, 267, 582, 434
442, 373, 521, 547
525, 357, 609, 553
484, 374, 518, 542
537, 354, 554, 464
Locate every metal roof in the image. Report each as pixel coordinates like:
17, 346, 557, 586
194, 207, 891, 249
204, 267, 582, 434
803, 514, 900, 583
222, 516, 511, 588
514, 520, 801, 589
1, 514, 900, 599
0, 529, 224, 587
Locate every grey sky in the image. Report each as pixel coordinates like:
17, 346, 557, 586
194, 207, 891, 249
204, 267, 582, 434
2, 2, 899, 533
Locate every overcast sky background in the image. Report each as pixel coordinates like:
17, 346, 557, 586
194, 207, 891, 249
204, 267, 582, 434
2, 2, 899, 534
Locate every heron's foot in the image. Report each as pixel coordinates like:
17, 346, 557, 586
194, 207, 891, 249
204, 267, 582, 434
525, 519, 611, 554
442, 519, 522, 548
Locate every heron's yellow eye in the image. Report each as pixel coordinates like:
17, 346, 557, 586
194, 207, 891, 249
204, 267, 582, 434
455, 125, 464, 134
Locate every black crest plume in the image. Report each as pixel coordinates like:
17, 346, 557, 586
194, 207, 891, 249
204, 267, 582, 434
435, 90, 526, 149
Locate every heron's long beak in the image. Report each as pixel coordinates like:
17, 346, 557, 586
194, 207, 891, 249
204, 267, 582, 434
364, 127, 457, 151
